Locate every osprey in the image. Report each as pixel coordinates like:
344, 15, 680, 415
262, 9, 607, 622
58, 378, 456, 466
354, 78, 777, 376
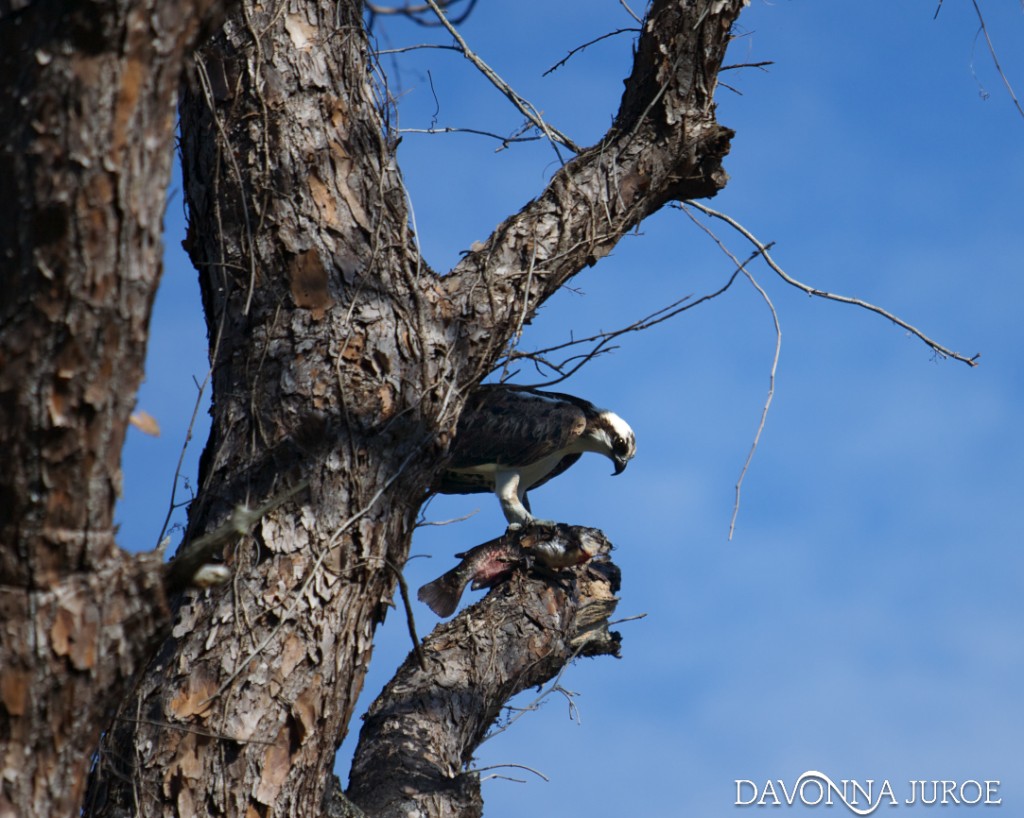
437, 386, 636, 527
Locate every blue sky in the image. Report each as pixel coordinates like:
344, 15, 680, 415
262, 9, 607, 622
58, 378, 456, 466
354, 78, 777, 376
120, 1, 1023, 814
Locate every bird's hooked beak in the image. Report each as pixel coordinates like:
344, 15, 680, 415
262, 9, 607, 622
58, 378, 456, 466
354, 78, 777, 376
596, 410, 635, 476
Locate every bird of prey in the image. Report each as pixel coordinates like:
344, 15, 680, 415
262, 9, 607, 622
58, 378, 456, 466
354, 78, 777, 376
436, 385, 636, 527
417, 523, 610, 617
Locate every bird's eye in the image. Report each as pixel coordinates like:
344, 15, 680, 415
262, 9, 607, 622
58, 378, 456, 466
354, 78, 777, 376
612, 436, 628, 455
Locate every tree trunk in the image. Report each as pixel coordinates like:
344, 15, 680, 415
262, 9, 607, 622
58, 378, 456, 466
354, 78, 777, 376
0, 2, 228, 816
1, 0, 742, 814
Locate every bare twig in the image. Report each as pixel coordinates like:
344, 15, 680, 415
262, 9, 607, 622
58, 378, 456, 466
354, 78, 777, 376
618, 0, 643, 25
543, 28, 640, 77
682, 207, 780, 539
397, 126, 542, 148
421, 0, 580, 156
481, 643, 585, 745
472, 763, 550, 783
720, 60, 774, 72
152, 244, 229, 553
366, 0, 478, 26
155, 59, 246, 549
386, 559, 427, 670
414, 509, 479, 528
684, 200, 980, 367
607, 612, 647, 627
494, 247, 762, 387
555, 684, 582, 725
193, 56, 260, 315
373, 42, 462, 56
968, 0, 1024, 121
154, 367, 211, 550
730, 272, 779, 540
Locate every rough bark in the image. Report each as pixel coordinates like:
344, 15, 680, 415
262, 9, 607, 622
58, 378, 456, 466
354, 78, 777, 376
87, 0, 459, 813
346, 540, 622, 818
0, 1, 228, 816
1, 0, 742, 814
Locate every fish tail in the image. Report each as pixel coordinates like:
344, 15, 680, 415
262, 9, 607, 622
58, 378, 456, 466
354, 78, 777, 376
417, 569, 468, 617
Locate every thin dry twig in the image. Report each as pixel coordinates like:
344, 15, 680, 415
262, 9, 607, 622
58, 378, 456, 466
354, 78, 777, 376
472, 763, 550, 783
607, 612, 647, 627
495, 247, 761, 387
397, 126, 542, 148
543, 28, 640, 77
193, 57, 260, 315
481, 643, 586, 745
720, 60, 774, 72
154, 366, 212, 550
968, 0, 1024, 121
157, 57, 253, 549
682, 206, 780, 540
386, 559, 427, 670
618, 0, 643, 25
414, 509, 479, 528
684, 200, 980, 367
373, 42, 462, 56
366, 0, 478, 26
730, 272, 780, 540
421, 0, 580, 156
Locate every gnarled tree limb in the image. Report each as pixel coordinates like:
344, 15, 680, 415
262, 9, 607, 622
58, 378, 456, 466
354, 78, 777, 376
347, 543, 621, 817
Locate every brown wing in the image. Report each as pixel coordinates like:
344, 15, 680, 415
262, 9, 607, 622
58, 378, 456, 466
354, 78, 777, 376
445, 386, 587, 470
433, 469, 493, 496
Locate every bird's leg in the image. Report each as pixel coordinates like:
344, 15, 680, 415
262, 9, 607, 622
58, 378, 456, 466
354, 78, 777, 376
520, 492, 556, 527
494, 470, 531, 529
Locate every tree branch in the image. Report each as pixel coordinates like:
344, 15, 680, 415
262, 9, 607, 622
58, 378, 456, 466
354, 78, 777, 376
968, 0, 1024, 122
443, 0, 745, 382
346, 529, 622, 818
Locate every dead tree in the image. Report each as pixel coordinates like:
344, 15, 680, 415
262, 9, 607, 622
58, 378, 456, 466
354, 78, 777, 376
1, 0, 743, 815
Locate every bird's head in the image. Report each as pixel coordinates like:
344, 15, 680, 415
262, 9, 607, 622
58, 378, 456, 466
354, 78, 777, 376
590, 410, 636, 475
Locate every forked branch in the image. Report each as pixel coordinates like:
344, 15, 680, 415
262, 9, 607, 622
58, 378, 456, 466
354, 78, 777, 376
445, 0, 745, 381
